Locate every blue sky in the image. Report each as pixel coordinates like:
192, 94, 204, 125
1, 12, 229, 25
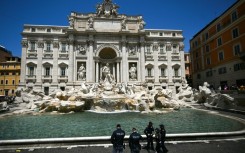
0, 0, 237, 57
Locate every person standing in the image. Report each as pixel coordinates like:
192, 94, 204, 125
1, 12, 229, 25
144, 121, 154, 150
111, 124, 126, 153
155, 124, 168, 153
129, 127, 142, 153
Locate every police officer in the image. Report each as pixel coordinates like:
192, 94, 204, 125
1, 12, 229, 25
144, 121, 154, 150
129, 127, 142, 153
155, 128, 161, 153
155, 124, 168, 153
111, 124, 126, 153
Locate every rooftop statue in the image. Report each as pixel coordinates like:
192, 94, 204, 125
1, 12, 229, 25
96, 0, 119, 17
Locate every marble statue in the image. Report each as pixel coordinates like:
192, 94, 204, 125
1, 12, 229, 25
78, 64, 86, 80
102, 63, 115, 84
69, 17, 74, 28
95, 0, 119, 17
96, 4, 103, 16
129, 64, 137, 80
121, 17, 126, 30
88, 17, 94, 29
111, 5, 119, 16
138, 17, 146, 30
129, 46, 136, 56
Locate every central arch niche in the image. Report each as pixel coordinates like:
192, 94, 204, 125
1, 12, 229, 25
99, 47, 117, 59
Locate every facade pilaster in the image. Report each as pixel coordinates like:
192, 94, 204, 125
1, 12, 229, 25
180, 51, 185, 79
68, 35, 74, 83
36, 40, 43, 88
154, 44, 159, 83
140, 37, 145, 82
96, 61, 99, 82
87, 35, 94, 82
116, 62, 120, 82
167, 46, 173, 83
52, 40, 59, 85
121, 36, 127, 82
19, 40, 28, 87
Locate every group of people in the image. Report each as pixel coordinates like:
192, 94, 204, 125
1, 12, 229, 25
111, 122, 168, 153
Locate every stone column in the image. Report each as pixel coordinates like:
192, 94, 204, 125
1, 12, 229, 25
96, 61, 99, 82
19, 40, 28, 88
120, 61, 123, 82
117, 62, 120, 82
167, 46, 173, 83
121, 36, 127, 82
52, 40, 58, 86
87, 36, 94, 83
154, 44, 159, 83
112, 63, 115, 79
68, 35, 74, 83
140, 37, 145, 82
36, 40, 43, 90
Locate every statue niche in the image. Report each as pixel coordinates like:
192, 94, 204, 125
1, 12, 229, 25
77, 63, 86, 81
129, 63, 137, 81
101, 63, 115, 84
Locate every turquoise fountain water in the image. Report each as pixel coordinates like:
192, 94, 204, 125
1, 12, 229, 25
0, 108, 244, 140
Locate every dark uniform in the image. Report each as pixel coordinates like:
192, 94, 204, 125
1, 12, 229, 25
111, 124, 126, 153
155, 125, 168, 153
129, 128, 142, 153
144, 122, 154, 150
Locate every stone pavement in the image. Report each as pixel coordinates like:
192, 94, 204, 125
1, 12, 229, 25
1, 138, 245, 153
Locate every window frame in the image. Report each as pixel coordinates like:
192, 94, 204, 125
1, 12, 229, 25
218, 51, 224, 61
217, 37, 222, 47
60, 67, 66, 76
205, 45, 210, 52
218, 67, 227, 74
232, 28, 239, 39
231, 10, 238, 22
45, 67, 51, 76
61, 43, 66, 52
46, 42, 51, 51
160, 68, 165, 76
216, 23, 221, 32
233, 44, 241, 56
206, 57, 211, 65
29, 66, 34, 76
30, 42, 35, 50
147, 68, 152, 77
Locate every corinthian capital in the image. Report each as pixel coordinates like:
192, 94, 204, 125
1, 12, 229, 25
21, 40, 28, 47
87, 40, 94, 46
37, 41, 44, 48
121, 40, 127, 46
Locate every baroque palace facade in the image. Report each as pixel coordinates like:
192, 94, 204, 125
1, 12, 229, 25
190, 0, 245, 89
20, 0, 185, 95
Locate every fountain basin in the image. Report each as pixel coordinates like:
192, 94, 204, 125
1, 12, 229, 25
0, 108, 244, 140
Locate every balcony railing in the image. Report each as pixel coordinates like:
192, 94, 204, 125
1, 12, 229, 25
145, 54, 153, 61
145, 76, 154, 83
172, 50, 179, 54
172, 76, 181, 83
172, 56, 180, 61
43, 51, 53, 58
59, 52, 69, 58
58, 75, 68, 83
42, 75, 52, 83
26, 75, 36, 82
158, 55, 167, 61
159, 76, 168, 83
27, 50, 37, 58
